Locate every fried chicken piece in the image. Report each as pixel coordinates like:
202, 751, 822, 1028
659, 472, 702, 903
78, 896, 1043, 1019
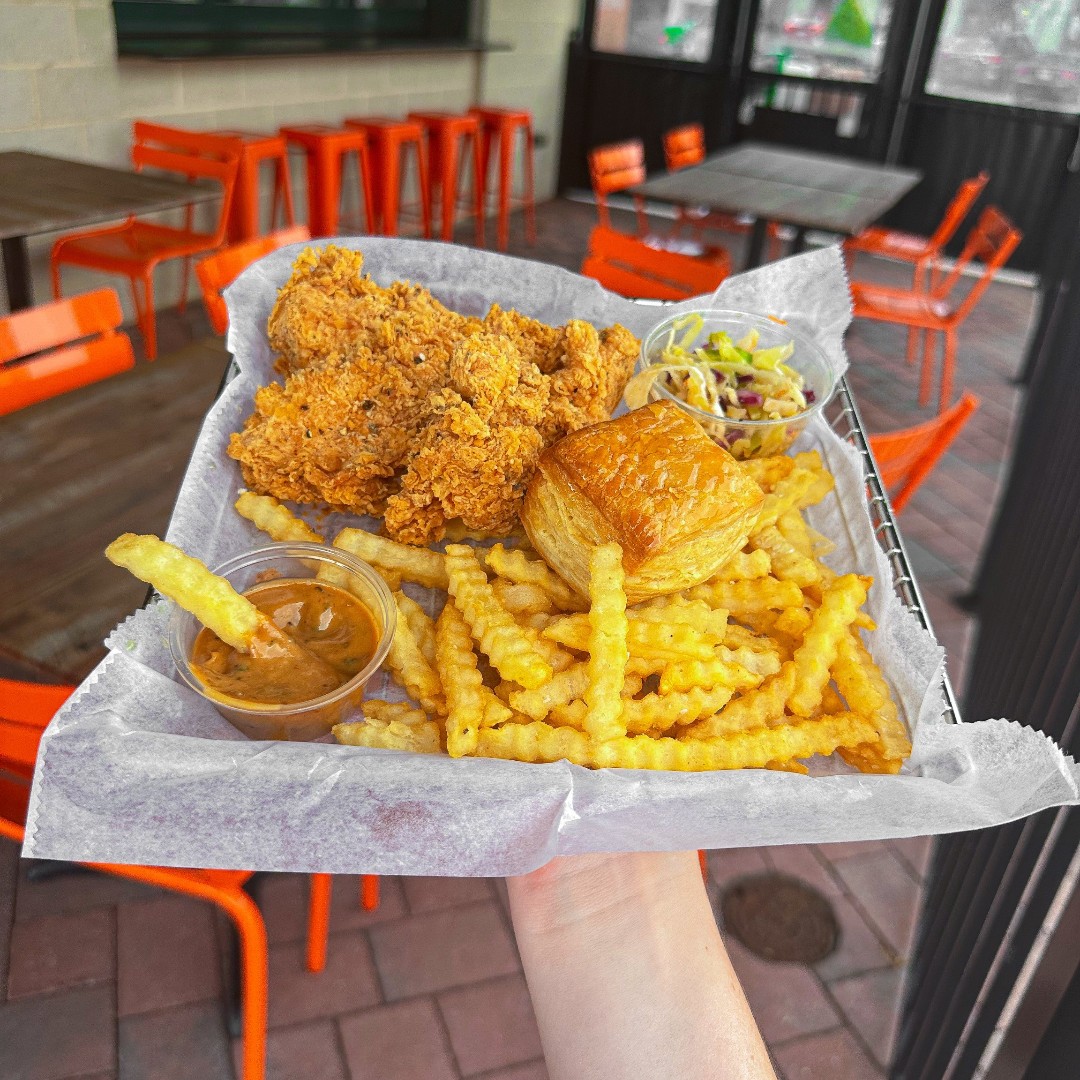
268, 246, 481, 375
383, 389, 546, 545
228, 348, 435, 515
232, 246, 641, 544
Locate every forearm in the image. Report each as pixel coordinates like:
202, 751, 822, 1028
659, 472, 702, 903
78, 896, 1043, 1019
507, 850, 776, 1080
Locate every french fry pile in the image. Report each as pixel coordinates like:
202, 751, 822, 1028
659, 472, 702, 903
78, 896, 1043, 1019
236, 449, 912, 774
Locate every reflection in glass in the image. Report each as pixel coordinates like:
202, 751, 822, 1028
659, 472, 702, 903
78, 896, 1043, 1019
592, 0, 720, 63
750, 0, 894, 83
926, 0, 1080, 112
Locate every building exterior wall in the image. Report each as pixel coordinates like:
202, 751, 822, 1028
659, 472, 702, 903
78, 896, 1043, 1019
0, 0, 581, 314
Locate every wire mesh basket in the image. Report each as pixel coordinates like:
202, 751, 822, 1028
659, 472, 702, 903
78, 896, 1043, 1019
827, 376, 961, 725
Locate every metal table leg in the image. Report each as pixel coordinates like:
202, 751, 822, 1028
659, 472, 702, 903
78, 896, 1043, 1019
744, 218, 769, 270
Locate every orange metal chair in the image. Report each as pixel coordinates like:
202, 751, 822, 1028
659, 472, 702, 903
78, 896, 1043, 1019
409, 111, 485, 245
280, 124, 376, 238
581, 225, 729, 300
343, 117, 432, 238
869, 392, 980, 513
212, 130, 297, 244
0, 289, 135, 416
50, 122, 241, 361
851, 207, 1021, 413
470, 106, 537, 251
846, 172, 989, 291
196, 225, 311, 336
589, 140, 651, 236
0, 675, 375, 1080
662, 124, 783, 259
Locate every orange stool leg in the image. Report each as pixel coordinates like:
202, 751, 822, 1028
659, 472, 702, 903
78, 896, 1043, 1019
50, 255, 63, 300
134, 270, 158, 361
221, 888, 269, 1080
306, 873, 332, 973
698, 850, 708, 883
229, 147, 259, 243
360, 875, 380, 912
494, 126, 513, 250
379, 139, 401, 236
356, 141, 376, 234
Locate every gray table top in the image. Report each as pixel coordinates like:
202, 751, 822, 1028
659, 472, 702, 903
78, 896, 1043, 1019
631, 142, 923, 236
0, 151, 220, 242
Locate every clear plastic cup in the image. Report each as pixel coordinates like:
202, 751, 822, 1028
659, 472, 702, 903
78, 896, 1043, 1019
169, 542, 395, 741
638, 309, 838, 459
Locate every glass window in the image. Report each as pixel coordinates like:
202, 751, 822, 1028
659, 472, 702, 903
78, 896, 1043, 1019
592, 0, 720, 63
749, 0, 895, 84
926, 0, 1080, 113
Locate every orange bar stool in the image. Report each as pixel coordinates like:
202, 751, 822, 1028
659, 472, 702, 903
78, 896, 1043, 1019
408, 111, 485, 245
343, 117, 431, 238
470, 106, 537, 250
213, 130, 297, 243
280, 124, 375, 238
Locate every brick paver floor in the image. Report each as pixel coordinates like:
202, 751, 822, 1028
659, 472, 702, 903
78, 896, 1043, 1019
0, 198, 1036, 1079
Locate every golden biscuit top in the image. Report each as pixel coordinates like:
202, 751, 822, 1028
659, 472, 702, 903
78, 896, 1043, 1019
541, 401, 763, 565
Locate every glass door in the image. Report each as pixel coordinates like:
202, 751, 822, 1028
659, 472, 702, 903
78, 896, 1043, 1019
925, 0, 1080, 113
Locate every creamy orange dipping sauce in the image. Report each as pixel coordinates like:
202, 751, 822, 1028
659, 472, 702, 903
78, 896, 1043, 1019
191, 579, 380, 706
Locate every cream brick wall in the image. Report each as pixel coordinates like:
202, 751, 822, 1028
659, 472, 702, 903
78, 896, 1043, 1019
0, 0, 581, 316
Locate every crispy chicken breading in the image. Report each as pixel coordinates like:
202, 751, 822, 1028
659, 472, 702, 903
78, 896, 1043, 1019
228, 246, 639, 544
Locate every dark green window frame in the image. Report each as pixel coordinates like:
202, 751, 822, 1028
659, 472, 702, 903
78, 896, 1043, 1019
113, 0, 479, 60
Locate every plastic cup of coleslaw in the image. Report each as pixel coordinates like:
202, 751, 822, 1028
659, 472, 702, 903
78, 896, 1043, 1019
168, 542, 395, 741
637, 310, 838, 459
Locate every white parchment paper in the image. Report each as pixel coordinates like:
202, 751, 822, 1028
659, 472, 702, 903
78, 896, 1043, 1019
23, 240, 1080, 874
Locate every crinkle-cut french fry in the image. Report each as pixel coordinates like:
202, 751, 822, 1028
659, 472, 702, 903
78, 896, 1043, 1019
386, 594, 445, 716
710, 549, 772, 582
819, 683, 848, 716
445, 545, 553, 690
510, 663, 589, 722
434, 602, 487, 757
491, 579, 554, 617
658, 656, 763, 696
740, 455, 796, 492
766, 759, 810, 775
721, 644, 783, 679
788, 574, 868, 717
737, 610, 801, 660
750, 526, 821, 588
833, 631, 911, 766
334, 715, 443, 755
753, 469, 819, 533
624, 684, 735, 733
684, 663, 797, 739
334, 528, 449, 590
235, 492, 324, 544
474, 711, 877, 771
776, 510, 813, 558
395, 592, 437, 667
805, 571, 876, 632
775, 606, 813, 637
105, 533, 262, 651
630, 597, 729, 640
543, 614, 716, 661
361, 700, 422, 724
723, 624, 781, 656
685, 577, 804, 615
584, 542, 629, 741
485, 544, 585, 612
483, 690, 513, 728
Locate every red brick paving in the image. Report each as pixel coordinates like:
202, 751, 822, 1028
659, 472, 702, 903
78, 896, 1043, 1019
0, 198, 1035, 1078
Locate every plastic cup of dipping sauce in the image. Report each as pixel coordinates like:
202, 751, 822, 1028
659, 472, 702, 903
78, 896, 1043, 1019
169, 542, 395, 741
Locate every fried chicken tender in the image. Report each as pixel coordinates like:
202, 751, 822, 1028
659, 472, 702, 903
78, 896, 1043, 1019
229, 246, 640, 543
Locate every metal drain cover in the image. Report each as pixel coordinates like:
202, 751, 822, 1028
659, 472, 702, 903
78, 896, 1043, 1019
721, 873, 839, 964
